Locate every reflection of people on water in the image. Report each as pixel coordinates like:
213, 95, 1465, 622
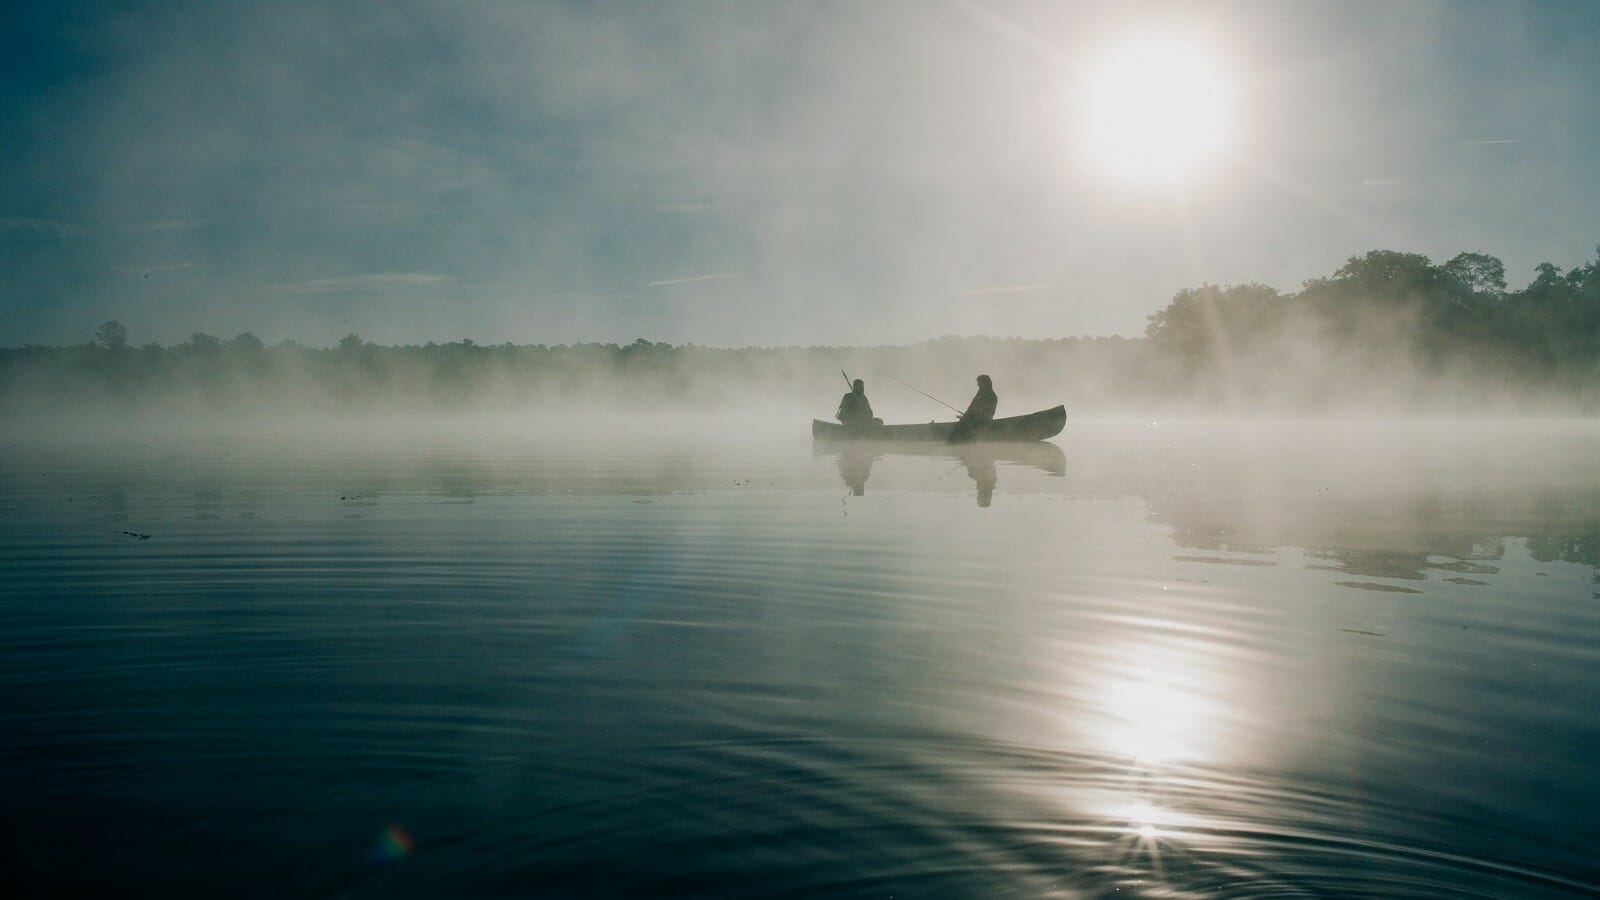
837, 446, 878, 496
836, 379, 883, 430
958, 451, 997, 507
949, 374, 998, 443
819, 440, 1062, 506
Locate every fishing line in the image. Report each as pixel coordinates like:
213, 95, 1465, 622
879, 373, 965, 417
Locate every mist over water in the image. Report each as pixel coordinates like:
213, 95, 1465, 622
8, 242, 1599, 421
4, 419, 1598, 896
6, 1, 1600, 895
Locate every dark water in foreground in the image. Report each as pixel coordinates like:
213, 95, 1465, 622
3, 421, 1599, 897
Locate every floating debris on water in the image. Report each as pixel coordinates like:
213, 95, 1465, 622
1336, 581, 1423, 594
1429, 560, 1499, 575
1173, 555, 1276, 567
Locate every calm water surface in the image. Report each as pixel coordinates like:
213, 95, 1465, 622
3, 420, 1598, 897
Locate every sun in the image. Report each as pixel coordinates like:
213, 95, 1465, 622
1080, 37, 1233, 182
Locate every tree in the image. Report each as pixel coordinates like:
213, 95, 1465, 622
188, 332, 223, 354
230, 331, 264, 351
337, 333, 364, 352
1442, 252, 1506, 297
1524, 262, 1571, 303
95, 320, 128, 351
1145, 283, 1282, 363
1326, 250, 1441, 296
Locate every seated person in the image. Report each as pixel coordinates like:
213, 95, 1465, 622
836, 379, 882, 429
948, 374, 997, 443
962, 374, 998, 426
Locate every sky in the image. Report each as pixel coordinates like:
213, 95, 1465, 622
2, 0, 1597, 348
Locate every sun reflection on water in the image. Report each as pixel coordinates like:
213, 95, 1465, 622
1096, 648, 1219, 766
1105, 798, 1173, 885
1078, 639, 1238, 888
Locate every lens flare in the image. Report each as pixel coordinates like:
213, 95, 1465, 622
373, 823, 414, 863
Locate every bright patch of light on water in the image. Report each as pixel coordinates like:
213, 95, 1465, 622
1095, 648, 1218, 766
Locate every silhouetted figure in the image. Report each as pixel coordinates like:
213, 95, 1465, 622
948, 374, 998, 443
836, 379, 882, 430
837, 446, 878, 495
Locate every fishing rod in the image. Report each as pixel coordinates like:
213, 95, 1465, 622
881, 373, 965, 417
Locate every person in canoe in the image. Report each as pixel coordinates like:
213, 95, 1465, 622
948, 374, 997, 443
836, 379, 883, 431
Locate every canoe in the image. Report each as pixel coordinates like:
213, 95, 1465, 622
812, 404, 1066, 443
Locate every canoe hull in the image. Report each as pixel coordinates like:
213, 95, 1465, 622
812, 405, 1066, 443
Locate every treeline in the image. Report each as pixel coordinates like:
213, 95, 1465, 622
1141, 247, 1600, 407
3, 246, 1597, 415
0, 329, 1142, 415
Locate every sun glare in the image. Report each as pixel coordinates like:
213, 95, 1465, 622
1081, 37, 1233, 182
1102, 675, 1199, 763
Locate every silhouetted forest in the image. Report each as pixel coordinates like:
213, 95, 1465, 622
1140, 247, 1600, 408
4, 246, 1597, 415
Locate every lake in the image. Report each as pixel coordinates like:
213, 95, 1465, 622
3, 419, 1598, 897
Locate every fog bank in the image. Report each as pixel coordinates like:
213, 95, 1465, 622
6, 246, 1598, 423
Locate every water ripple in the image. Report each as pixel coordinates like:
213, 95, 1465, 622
4, 430, 1600, 896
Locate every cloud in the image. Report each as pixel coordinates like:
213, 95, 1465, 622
653, 203, 715, 214
961, 284, 1050, 297
126, 218, 212, 233
647, 273, 736, 288
117, 262, 198, 275
270, 272, 454, 294
0, 217, 85, 239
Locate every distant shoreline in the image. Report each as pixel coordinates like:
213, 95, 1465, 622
4, 246, 1596, 414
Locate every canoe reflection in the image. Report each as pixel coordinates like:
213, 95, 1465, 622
818, 441, 1066, 506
